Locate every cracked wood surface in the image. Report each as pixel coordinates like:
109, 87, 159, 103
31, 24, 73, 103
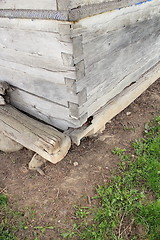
72, 0, 160, 119
68, 62, 160, 145
0, 104, 71, 163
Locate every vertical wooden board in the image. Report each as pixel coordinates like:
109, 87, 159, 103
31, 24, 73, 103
0, 0, 57, 10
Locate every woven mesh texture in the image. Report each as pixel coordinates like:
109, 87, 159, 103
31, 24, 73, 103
0, 9, 68, 21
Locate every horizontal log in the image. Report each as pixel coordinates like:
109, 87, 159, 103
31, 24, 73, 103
0, 104, 71, 163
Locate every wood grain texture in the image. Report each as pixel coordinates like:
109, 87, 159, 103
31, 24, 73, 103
0, 18, 79, 126
72, 0, 160, 120
58, 0, 147, 11
9, 89, 77, 130
0, 104, 71, 163
68, 63, 160, 145
69, 0, 149, 21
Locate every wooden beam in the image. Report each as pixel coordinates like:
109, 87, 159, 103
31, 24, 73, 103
0, 104, 71, 164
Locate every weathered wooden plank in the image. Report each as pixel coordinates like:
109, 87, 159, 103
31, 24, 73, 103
71, 0, 160, 122
0, 104, 71, 163
81, 19, 160, 91
0, 61, 77, 107
68, 63, 160, 145
0, 0, 57, 10
9, 89, 80, 130
0, 18, 60, 33
58, 0, 147, 12
71, 0, 160, 38
0, 47, 75, 79
80, 59, 160, 117
0, 28, 73, 59
0, 17, 78, 108
69, 0, 152, 21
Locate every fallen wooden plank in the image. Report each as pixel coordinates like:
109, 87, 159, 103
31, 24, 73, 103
0, 104, 71, 164
68, 62, 160, 145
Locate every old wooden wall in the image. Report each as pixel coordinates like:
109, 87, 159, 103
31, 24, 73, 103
0, 0, 159, 131
71, 0, 160, 121
0, 18, 84, 130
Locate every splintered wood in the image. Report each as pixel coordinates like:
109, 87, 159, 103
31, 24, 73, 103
0, 105, 71, 164
0, 82, 8, 105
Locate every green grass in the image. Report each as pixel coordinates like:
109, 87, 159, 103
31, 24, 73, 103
62, 116, 160, 240
0, 194, 17, 240
0, 194, 55, 240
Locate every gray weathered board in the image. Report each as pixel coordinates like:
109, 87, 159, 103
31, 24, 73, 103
0, 0, 159, 131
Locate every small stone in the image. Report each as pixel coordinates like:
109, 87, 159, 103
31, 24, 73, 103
0, 131, 23, 153
73, 162, 79, 167
126, 112, 131, 116
19, 166, 29, 174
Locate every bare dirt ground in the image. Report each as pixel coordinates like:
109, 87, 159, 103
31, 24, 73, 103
0, 79, 159, 239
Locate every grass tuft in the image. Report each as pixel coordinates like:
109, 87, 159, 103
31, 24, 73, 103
62, 116, 160, 240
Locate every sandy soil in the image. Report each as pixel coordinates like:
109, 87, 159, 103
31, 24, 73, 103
0, 79, 159, 239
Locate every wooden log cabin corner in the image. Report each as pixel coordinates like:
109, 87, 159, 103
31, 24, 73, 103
0, 0, 159, 168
